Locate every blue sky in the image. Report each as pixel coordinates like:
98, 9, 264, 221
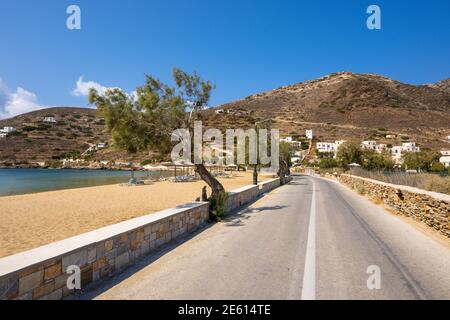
0, 0, 449, 118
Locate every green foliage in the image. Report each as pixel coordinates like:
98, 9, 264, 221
22, 126, 37, 132
319, 157, 338, 169
402, 151, 440, 171
209, 192, 229, 221
336, 142, 363, 168
361, 150, 394, 170
37, 124, 51, 131
430, 162, 446, 173
140, 159, 153, 166
89, 68, 212, 156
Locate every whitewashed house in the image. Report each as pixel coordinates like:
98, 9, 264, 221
361, 140, 377, 150
440, 150, 450, 156
97, 142, 108, 149
391, 146, 403, 163
402, 142, 420, 153
317, 140, 346, 157
440, 156, 450, 168
0, 133, 7, 139
375, 144, 387, 153
1, 126, 16, 133
317, 142, 336, 153
391, 142, 420, 164
215, 109, 224, 114
280, 137, 301, 147
306, 129, 314, 140
43, 117, 57, 123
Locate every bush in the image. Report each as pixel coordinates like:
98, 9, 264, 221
140, 159, 153, 166
22, 126, 37, 132
336, 142, 363, 168
362, 150, 394, 170
403, 151, 440, 171
430, 162, 446, 173
210, 192, 229, 221
319, 158, 338, 169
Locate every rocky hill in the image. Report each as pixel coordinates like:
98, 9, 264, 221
0, 107, 108, 165
204, 72, 450, 150
1, 73, 449, 167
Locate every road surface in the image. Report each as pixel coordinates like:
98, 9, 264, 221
83, 175, 450, 300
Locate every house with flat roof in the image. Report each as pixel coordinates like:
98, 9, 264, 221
1, 126, 16, 133
440, 156, 450, 168
317, 140, 346, 158
361, 140, 377, 150
306, 129, 314, 140
280, 137, 301, 147
43, 117, 57, 123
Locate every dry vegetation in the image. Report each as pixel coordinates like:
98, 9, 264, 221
349, 168, 450, 195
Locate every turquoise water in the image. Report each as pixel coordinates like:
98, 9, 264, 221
0, 169, 167, 196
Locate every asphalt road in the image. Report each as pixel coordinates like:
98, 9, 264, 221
84, 175, 450, 300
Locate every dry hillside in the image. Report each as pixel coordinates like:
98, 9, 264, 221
1, 73, 449, 166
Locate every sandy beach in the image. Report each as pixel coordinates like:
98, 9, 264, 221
0, 172, 271, 258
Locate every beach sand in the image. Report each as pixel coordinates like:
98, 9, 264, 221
0, 172, 272, 258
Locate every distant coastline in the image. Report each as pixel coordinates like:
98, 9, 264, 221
0, 168, 168, 197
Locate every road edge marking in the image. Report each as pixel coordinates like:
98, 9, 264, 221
301, 179, 316, 300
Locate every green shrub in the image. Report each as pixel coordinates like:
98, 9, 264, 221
210, 192, 229, 221
319, 158, 338, 169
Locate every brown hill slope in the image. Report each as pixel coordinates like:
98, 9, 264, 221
204, 72, 450, 149
1, 73, 449, 166
0, 107, 109, 164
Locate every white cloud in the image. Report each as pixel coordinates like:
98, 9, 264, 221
0, 78, 46, 119
71, 76, 109, 97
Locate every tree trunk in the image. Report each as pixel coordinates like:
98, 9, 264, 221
195, 164, 225, 199
277, 159, 290, 184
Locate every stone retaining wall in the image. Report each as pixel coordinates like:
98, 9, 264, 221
337, 174, 450, 238
0, 202, 209, 300
0, 177, 286, 300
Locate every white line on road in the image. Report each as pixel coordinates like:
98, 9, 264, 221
301, 179, 316, 300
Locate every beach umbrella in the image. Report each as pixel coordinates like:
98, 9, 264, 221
348, 163, 361, 167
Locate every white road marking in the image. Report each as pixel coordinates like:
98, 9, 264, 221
301, 179, 316, 300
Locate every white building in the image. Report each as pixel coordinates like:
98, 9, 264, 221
306, 129, 314, 140
316, 140, 346, 157
0, 127, 16, 133
317, 142, 336, 153
0, 133, 7, 139
215, 109, 224, 114
401, 142, 420, 153
391, 146, 403, 163
43, 117, 57, 123
375, 144, 387, 153
97, 142, 108, 149
361, 141, 387, 154
361, 140, 377, 150
280, 137, 301, 147
290, 157, 301, 164
391, 142, 420, 164
440, 156, 450, 168
440, 150, 450, 156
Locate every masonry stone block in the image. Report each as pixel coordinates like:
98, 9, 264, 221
18, 270, 43, 296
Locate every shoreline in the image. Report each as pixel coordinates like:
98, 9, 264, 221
0, 172, 272, 258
